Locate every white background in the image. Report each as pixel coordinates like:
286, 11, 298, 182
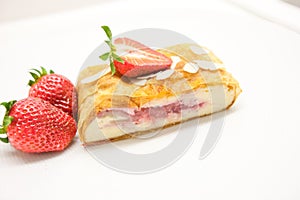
0, 0, 300, 199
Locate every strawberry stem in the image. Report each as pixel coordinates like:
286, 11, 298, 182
0, 100, 16, 143
28, 67, 55, 86
0, 137, 8, 143
99, 26, 124, 75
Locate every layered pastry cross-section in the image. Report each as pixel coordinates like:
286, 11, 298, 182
77, 43, 241, 145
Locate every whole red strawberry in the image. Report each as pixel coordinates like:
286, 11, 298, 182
28, 67, 77, 118
0, 98, 76, 153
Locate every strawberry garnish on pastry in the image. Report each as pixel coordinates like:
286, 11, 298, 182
99, 26, 172, 77
113, 37, 172, 77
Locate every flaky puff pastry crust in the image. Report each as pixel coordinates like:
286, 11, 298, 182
77, 43, 241, 143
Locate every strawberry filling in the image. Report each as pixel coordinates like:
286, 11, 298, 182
98, 101, 206, 127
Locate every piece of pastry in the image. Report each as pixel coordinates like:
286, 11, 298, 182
77, 37, 241, 145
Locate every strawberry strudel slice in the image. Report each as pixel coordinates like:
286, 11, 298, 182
77, 42, 241, 145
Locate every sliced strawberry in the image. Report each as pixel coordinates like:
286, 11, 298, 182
113, 37, 172, 77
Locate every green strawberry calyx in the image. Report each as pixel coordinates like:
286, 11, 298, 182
28, 67, 55, 86
99, 26, 124, 75
0, 100, 16, 143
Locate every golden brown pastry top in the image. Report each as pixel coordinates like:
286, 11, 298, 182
77, 43, 241, 114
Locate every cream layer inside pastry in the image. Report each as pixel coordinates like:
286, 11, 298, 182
84, 85, 235, 143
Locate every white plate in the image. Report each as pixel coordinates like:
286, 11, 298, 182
0, 0, 300, 199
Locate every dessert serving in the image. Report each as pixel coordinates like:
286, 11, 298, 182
77, 26, 241, 145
